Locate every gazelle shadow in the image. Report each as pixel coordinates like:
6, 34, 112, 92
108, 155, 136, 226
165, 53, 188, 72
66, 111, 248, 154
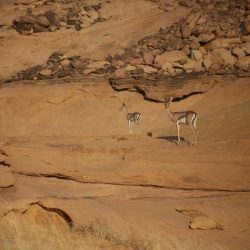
156, 135, 189, 145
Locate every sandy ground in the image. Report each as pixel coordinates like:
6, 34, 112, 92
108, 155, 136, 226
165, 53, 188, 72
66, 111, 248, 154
0, 1, 250, 249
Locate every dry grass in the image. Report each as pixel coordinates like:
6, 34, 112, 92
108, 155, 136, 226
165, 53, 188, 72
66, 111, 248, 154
0, 212, 229, 250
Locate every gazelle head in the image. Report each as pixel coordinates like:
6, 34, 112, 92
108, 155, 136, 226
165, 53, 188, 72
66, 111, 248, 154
119, 102, 126, 112
164, 96, 174, 109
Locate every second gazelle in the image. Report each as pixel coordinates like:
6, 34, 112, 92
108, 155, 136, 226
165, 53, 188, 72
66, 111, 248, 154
164, 97, 198, 146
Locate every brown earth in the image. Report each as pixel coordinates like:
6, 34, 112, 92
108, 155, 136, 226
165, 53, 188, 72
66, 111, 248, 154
0, 0, 250, 250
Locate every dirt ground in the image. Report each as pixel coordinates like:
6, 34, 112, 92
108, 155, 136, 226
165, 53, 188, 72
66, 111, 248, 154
0, 0, 250, 249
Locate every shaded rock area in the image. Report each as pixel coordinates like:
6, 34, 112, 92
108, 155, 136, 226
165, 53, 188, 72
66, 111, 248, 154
12, 1, 104, 34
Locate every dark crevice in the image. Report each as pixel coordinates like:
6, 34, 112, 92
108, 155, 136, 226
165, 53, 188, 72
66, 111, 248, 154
0, 184, 14, 189
0, 161, 10, 168
14, 171, 250, 193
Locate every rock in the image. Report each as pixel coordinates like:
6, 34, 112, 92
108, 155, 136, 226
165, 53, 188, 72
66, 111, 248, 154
85, 60, 110, 73
183, 59, 202, 72
198, 33, 215, 43
115, 68, 127, 77
191, 50, 203, 61
211, 48, 237, 66
44, 10, 60, 28
199, 46, 207, 56
162, 62, 174, 74
241, 20, 250, 35
87, 10, 99, 21
232, 47, 245, 58
236, 56, 250, 70
181, 11, 201, 38
155, 50, 188, 68
23, 203, 71, 231
242, 42, 250, 55
39, 68, 52, 76
60, 58, 71, 66
189, 216, 222, 230
203, 52, 212, 69
142, 51, 154, 65
241, 35, 250, 42
130, 57, 144, 67
17, 65, 42, 80
205, 38, 241, 50
125, 47, 137, 59
14, 0, 39, 5
125, 65, 136, 72
140, 65, 158, 74
158, 0, 178, 11
179, 0, 196, 7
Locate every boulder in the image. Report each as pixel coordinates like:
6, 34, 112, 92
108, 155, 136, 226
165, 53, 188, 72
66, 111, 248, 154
232, 47, 245, 58
44, 10, 60, 28
183, 59, 203, 72
60, 58, 71, 66
203, 52, 212, 69
179, 0, 196, 7
86, 60, 110, 71
155, 50, 188, 68
158, 0, 178, 11
241, 35, 250, 42
39, 68, 53, 76
236, 56, 250, 70
115, 68, 127, 77
242, 42, 250, 55
181, 12, 201, 38
205, 38, 241, 50
125, 65, 136, 72
198, 33, 215, 43
191, 50, 203, 61
211, 48, 237, 66
130, 57, 144, 67
142, 51, 154, 65
162, 62, 174, 74
190, 216, 222, 230
140, 65, 158, 74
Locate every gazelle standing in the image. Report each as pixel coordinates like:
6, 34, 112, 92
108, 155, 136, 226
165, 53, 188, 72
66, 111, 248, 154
119, 102, 141, 134
164, 97, 198, 146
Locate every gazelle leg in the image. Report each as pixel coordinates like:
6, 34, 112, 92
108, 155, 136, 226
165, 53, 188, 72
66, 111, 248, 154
194, 130, 198, 145
176, 123, 180, 145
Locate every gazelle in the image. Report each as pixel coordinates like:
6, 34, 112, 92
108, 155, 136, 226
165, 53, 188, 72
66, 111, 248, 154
164, 97, 198, 146
119, 102, 141, 134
